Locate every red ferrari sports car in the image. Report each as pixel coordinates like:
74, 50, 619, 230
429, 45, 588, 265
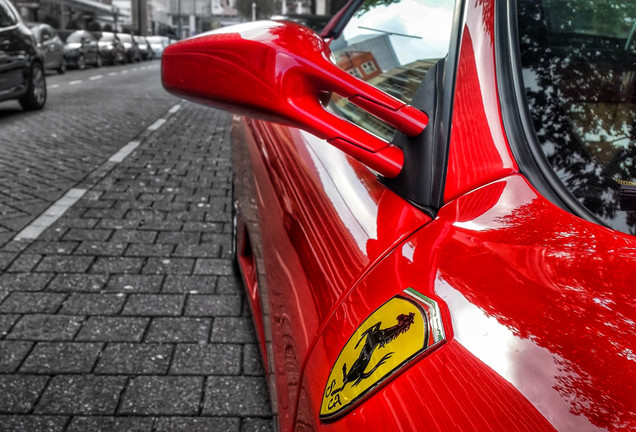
162, 0, 636, 430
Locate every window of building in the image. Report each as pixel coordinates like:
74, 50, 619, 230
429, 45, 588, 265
361, 61, 377, 74
348, 67, 363, 78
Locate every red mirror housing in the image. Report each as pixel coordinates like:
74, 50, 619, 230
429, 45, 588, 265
161, 21, 428, 178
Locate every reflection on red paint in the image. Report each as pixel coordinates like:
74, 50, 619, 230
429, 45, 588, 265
438, 176, 636, 431
241, 120, 431, 431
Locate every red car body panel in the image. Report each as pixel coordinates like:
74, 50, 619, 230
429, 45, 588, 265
162, 0, 636, 429
301, 175, 636, 431
231, 118, 432, 430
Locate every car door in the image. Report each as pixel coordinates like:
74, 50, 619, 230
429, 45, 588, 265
114, 34, 124, 61
230, 0, 460, 429
82, 32, 97, 63
38, 26, 56, 69
0, 0, 27, 98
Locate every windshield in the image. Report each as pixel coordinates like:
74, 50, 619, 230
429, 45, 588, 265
146, 36, 164, 43
517, 0, 636, 235
66, 32, 84, 43
30, 26, 41, 39
100, 33, 115, 42
119, 34, 132, 42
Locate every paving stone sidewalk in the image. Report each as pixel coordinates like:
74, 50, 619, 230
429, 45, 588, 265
0, 102, 274, 431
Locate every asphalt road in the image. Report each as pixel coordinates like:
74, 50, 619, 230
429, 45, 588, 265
0, 61, 274, 431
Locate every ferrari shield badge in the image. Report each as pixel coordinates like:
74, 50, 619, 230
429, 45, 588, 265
320, 288, 445, 420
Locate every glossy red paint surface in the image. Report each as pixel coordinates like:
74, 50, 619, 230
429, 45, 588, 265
162, 20, 428, 178
231, 117, 431, 431
301, 175, 636, 431
162, 0, 636, 429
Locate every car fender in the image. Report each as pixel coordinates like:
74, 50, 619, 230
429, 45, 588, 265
300, 174, 636, 431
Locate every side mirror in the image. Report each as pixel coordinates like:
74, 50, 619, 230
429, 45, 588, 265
161, 21, 428, 178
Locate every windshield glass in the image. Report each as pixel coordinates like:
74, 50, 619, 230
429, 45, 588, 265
147, 36, 166, 46
119, 34, 132, 42
30, 26, 41, 39
517, 0, 636, 235
99, 33, 115, 42
66, 32, 83, 43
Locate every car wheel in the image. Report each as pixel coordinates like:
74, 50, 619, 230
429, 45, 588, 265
96, 54, 102, 68
57, 57, 66, 74
77, 55, 86, 70
18, 62, 46, 111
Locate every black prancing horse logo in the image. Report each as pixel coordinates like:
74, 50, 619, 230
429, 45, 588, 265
330, 312, 416, 395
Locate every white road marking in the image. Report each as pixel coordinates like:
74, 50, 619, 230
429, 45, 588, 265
108, 71, 118, 76
49, 84, 59, 89
109, 140, 140, 163
69, 80, 82, 85
11, 102, 181, 244
147, 119, 166, 131
89, 75, 103, 80
14, 188, 87, 240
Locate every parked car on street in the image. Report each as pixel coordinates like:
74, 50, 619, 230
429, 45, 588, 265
118, 33, 141, 63
93, 31, 125, 65
163, 0, 636, 430
29, 22, 65, 74
0, 0, 46, 110
134, 35, 153, 60
58, 29, 101, 69
146, 35, 169, 58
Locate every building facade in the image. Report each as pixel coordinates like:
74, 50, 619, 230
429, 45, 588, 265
11, 0, 123, 30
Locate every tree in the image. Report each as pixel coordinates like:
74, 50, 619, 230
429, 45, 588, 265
87, 21, 102, 31
42, 14, 59, 29
66, 20, 80, 30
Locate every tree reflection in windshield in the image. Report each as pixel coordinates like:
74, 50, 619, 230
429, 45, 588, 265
517, 0, 636, 235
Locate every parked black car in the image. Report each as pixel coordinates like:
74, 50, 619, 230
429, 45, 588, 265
118, 33, 141, 63
30, 23, 65, 74
0, 0, 46, 110
58, 29, 102, 69
93, 31, 125, 65
134, 35, 153, 60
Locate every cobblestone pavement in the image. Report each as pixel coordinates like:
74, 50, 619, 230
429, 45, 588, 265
0, 63, 177, 246
0, 101, 274, 431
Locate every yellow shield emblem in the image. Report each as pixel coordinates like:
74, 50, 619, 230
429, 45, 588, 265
320, 288, 445, 420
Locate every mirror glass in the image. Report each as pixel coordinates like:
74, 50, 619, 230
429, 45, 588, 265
329, 0, 456, 141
